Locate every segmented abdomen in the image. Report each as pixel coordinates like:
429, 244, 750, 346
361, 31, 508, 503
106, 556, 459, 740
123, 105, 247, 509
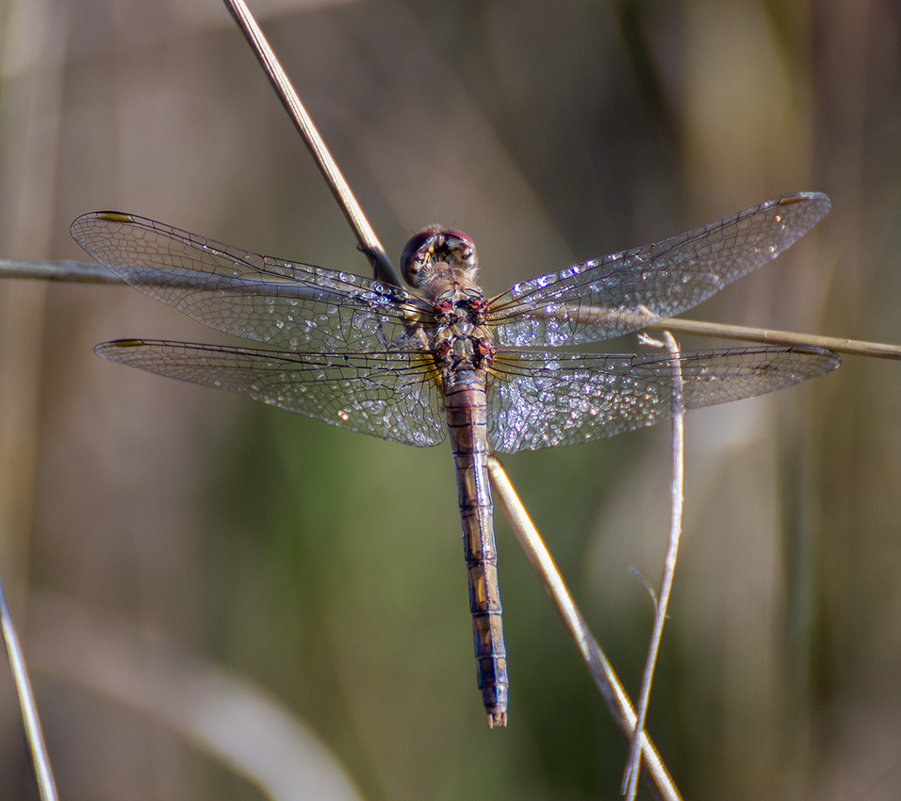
444, 370, 508, 727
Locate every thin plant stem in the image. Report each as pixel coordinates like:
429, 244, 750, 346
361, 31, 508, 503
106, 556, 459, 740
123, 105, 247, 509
0, 259, 122, 283
3, 257, 900, 361
645, 316, 901, 360
0, 578, 59, 801
219, 0, 400, 288
622, 331, 685, 801
488, 457, 683, 801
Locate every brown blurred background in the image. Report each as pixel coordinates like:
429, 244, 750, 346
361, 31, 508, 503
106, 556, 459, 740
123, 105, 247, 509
1, 0, 900, 799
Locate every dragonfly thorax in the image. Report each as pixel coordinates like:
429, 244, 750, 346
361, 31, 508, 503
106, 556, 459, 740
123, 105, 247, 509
431, 286, 495, 383
400, 225, 479, 295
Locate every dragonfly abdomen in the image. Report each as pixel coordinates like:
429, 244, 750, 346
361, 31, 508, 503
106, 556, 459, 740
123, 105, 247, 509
445, 372, 509, 727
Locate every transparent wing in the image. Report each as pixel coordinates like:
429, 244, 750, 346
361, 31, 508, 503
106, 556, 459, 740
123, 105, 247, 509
487, 193, 831, 347
487, 346, 840, 453
95, 339, 447, 447
71, 212, 432, 352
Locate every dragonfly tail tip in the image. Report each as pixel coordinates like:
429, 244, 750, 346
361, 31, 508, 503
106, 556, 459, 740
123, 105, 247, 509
487, 711, 508, 728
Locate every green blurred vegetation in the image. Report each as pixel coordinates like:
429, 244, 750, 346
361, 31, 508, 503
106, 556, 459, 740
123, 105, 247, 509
1, 0, 900, 799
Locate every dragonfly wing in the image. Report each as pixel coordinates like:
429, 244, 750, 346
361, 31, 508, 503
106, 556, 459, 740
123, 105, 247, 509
96, 340, 447, 448
488, 192, 831, 347
71, 212, 431, 352
487, 346, 840, 453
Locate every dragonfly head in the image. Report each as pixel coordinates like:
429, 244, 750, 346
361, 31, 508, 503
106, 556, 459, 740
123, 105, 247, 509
400, 226, 479, 290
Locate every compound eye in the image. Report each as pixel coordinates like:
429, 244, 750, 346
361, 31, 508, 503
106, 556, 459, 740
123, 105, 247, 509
444, 229, 478, 267
400, 229, 439, 286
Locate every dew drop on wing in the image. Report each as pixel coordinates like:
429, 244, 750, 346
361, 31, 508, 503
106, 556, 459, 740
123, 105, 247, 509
544, 328, 563, 347
354, 315, 381, 336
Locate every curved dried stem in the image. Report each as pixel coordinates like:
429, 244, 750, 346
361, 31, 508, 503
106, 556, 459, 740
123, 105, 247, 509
622, 331, 685, 801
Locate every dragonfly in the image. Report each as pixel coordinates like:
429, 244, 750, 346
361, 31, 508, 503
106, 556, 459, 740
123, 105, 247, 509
70, 191, 840, 727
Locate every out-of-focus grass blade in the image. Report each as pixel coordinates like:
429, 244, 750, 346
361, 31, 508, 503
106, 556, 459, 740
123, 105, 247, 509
28, 594, 367, 801
0, 577, 59, 801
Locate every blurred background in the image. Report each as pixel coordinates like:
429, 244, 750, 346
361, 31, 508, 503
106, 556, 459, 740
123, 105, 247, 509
1, 0, 900, 798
